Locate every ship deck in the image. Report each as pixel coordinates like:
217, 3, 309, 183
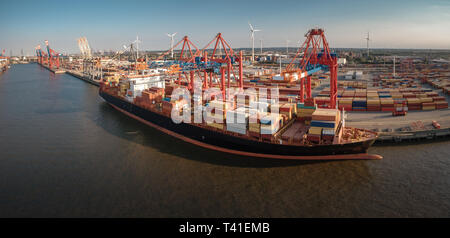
97, 86, 382, 160
106, 90, 378, 147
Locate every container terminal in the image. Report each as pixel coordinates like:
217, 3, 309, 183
8, 29, 449, 153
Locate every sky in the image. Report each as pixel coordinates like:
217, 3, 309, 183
1, 0, 450, 55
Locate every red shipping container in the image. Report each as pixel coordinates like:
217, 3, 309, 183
307, 134, 321, 143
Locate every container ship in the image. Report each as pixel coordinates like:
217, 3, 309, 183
98, 29, 381, 160
98, 73, 380, 160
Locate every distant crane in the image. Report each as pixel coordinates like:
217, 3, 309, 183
35, 45, 48, 65
98, 44, 131, 72
77, 37, 92, 59
248, 22, 261, 62
167, 32, 177, 58
77, 37, 94, 75
45, 40, 62, 69
34, 46, 40, 63
0, 49, 9, 62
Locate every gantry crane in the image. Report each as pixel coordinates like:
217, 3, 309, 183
45, 40, 62, 69
35, 45, 48, 65
151, 33, 244, 99
77, 36, 100, 75
34, 46, 40, 63
283, 28, 338, 109
153, 35, 202, 89
77, 37, 92, 59
200, 33, 244, 93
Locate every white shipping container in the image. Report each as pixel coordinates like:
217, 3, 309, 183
260, 115, 282, 134
272, 75, 284, 81
226, 125, 247, 134
226, 108, 249, 124
250, 101, 269, 113
322, 129, 335, 135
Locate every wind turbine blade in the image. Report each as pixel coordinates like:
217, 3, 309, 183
173, 32, 177, 36
254, 29, 261, 32
248, 22, 254, 31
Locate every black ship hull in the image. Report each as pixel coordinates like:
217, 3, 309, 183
100, 91, 380, 160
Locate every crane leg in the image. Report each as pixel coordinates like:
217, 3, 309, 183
306, 75, 312, 99
299, 77, 304, 103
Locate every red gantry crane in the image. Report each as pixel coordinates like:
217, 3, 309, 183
200, 33, 244, 94
155, 35, 201, 90
153, 33, 244, 99
282, 28, 338, 109
35, 45, 48, 65
45, 40, 62, 69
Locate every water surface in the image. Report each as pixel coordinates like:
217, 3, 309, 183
0, 64, 449, 217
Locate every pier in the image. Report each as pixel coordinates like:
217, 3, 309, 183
66, 70, 100, 86
38, 62, 66, 74
376, 127, 450, 143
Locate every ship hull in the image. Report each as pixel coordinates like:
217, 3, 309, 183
100, 91, 380, 160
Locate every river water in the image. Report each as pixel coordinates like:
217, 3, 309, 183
0, 64, 449, 217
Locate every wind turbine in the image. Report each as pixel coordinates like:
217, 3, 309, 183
393, 56, 396, 77
365, 32, 370, 57
248, 22, 261, 62
167, 32, 177, 58
286, 39, 290, 55
133, 35, 141, 60
260, 39, 263, 54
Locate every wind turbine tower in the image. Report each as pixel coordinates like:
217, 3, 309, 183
286, 39, 290, 55
248, 22, 261, 62
167, 32, 177, 58
365, 32, 370, 57
133, 35, 141, 60
260, 39, 263, 54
